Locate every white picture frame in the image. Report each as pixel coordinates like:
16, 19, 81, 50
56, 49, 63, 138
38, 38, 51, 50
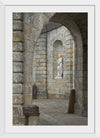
0, 0, 99, 137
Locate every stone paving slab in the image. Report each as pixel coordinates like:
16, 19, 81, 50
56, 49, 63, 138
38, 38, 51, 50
32, 99, 87, 125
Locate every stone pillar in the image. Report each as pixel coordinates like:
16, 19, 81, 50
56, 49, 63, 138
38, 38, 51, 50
23, 105, 40, 125
23, 13, 50, 104
23, 13, 39, 105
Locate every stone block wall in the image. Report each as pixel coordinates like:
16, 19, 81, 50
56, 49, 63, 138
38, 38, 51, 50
47, 26, 75, 99
12, 13, 87, 123
33, 33, 47, 99
33, 25, 75, 99
13, 13, 25, 125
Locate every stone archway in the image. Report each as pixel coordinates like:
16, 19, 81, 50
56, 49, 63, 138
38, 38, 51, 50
50, 14, 83, 115
23, 13, 87, 116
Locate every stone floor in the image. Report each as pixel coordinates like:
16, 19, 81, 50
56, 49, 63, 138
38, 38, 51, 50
32, 99, 88, 125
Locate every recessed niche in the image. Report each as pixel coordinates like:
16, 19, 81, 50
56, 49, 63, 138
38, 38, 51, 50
53, 40, 63, 79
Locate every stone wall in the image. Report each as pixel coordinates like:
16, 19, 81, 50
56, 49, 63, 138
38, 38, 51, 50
12, 13, 87, 125
33, 33, 47, 99
47, 26, 75, 99
33, 25, 75, 99
13, 13, 25, 125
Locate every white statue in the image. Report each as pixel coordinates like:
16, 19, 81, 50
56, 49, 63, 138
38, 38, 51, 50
55, 54, 63, 79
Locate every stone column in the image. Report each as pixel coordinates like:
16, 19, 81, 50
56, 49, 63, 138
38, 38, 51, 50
23, 13, 40, 105
23, 13, 54, 104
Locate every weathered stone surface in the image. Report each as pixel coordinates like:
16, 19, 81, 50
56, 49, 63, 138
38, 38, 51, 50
13, 20, 23, 31
76, 63, 83, 71
31, 13, 49, 31
13, 13, 22, 20
37, 94, 47, 99
36, 82, 46, 87
66, 35, 73, 41
77, 57, 83, 64
66, 65, 73, 70
13, 42, 23, 52
24, 94, 32, 105
35, 55, 46, 59
66, 44, 73, 49
24, 23, 40, 42
35, 50, 46, 55
13, 84, 23, 94
36, 78, 46, 82
76, 71, 83, 78
67, 83, 73, 87
66, 53, 73, 58
28, 116, 40, 125
24, 52, 33, 63
37, 38, 46, 43
36, 67, 46, 71
66, 62, 73, 66
76, 47, 83, 57
13, 115, 26, 125
36, 71, 46, 75
24, 23, 32, 39
42, 21, 62, 34
38, 59, 46, 62
24, 52, 33, 83
13, 73, 23, 83
48, 94, 65, 99
13, 52, 23, 62
24, 39, 34, 52
66, 57, 73, 62
37, 91, 47, 99
66, 39, 74, 45
13, 31, 23, 42
13, 105, 23, 115
65, 70, 73, 75
38, 86, 47, 91
67, 48, 75, 53
35, 63, 46, 67
35, 46, 46, 51
13, 94, 23, 105
23, 84, 32, 94
13, 62, 23, 72
43, 13, 55, 19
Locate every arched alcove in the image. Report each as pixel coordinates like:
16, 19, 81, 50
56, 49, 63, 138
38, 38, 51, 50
47, 25, 75, 99
23, 13, 87, 116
